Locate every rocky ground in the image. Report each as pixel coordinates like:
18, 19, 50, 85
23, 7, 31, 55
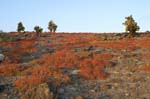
1, 32, 150, 99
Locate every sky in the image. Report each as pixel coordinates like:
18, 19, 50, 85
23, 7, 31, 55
0, 0, 150, 32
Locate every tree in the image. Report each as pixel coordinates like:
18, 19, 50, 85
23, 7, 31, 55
17, 22, 25, 32
48, 20, 57, 32
34, 26, 43, 37
123, 15, 140, 37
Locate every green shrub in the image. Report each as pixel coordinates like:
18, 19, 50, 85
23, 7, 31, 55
48, 20, 57, 32
123, 15, 140, 37
17, 22, 25, 32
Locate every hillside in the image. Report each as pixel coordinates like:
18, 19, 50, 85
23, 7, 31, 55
1, 32, 150, 99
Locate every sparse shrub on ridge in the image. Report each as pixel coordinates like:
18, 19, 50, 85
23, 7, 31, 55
48, 20, 57, 32
123, 15, 140, 37
34, 26, 43, 37
17, 22, 25, 32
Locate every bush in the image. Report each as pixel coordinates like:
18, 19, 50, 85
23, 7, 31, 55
48, 20, 57, 32
123, 15, 140, 37
34, 26, 43, 37
17, 22, 25, 32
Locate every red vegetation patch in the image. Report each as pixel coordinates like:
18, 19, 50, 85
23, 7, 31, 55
50, 33, 96, 50
18, 39, 37, 53
78, 53, 112, 80
95, 38, 137, 51
49, 34, 150, 51
33, 51, 113, 80
51, 50, 79, 68
0, 39, 37, 63
22, 65, 70, 83
36, 50, 79, 68
136, 39, 150, 49
15, 65, 70, 92
79, 59, 108, 80
88, 38, 140, 51
0, 64, 20, 77
14, 76, 45, 92
1, 39, 36, 53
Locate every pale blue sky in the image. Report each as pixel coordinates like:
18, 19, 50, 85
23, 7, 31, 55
0, 0, 150, 32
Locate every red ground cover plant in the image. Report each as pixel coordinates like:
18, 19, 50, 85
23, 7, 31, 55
14, 75, 45, 92
51, 50, 79, 68
2, 39, 36, 55
136, 38, 150, 49
22, 65, 70, 82
0, 64, 20, 77
0, 39, 37, 63
78, 53, 113, 80
49, 33, 95, 50
18, 39, 37, 53
21, 65, 51, 76
89, 38, 137, 51
15, 65, 70, 92
79, 58, 108, 80
3, 55, 22, 64
35, 50, 79, 68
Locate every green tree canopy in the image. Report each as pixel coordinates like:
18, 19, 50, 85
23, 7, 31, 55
48, 20, 57, 32
123, 15, 140, 36
17, 22, 25, 32
34, 26, 43, 37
